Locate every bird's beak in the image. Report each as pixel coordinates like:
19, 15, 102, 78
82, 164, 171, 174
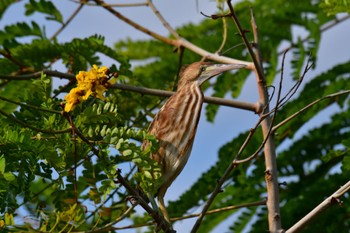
199, 63, 246, 85
204, 63, 246, 78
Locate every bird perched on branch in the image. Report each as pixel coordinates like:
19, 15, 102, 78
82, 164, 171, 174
142, 61, 245, 225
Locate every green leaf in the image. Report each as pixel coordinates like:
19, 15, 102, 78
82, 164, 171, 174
320, 0, 350, 15
25, 0, 63, 23
0, 21, 43, 46
0, 0, 17, 20
0, 155, 5, 174
3, 172, 15, 181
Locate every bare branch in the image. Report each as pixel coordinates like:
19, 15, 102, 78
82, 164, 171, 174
93, 0, 254, 69
190, 98, 271, 232
272, 89, 350, 132
111, 200, 266, 230
111, 83, 258, 112
226, 3, 282, 232
286, 180, 350, 233
83, 203, 137, 233
69, 0, 148, 7
50, 1, 86, 40
146, 0, 180, 39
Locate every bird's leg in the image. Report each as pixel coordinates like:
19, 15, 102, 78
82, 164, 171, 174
158, 194, 171, 225
148, 193, 174, 232
148, 193, 159, 211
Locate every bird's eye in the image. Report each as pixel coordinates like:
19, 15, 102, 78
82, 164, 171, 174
200, 66, 206, 72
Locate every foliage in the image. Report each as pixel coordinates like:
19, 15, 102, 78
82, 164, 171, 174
320, 0, 350, 15
0, 0, 349, 232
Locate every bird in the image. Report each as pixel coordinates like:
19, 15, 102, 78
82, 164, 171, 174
141, 61, 245, 225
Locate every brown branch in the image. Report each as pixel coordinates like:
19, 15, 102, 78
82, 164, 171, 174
0, 109, 71, 134
272, 89, 350, 132
247, 6, 282, 232
190, 108, 269, 232
62, 112, 101, 157
0, 95, 61, 114
110, 200, 266, 231
82, 203, 137, 233
222, 3, 282, 232
69, 0, 148, 7
93, 0, 253, 69
115, 169, 174, 233
0, 70, 259, 112
93, 0, 177, 46
0, 70, 75, 80
111, 83, 258, 112
146, 0, 180, 39
50, 1, 86, 40
286, 180, 350, 233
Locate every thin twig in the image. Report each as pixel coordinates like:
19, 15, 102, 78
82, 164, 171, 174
111, 83, 258, 112
0, 95, 61, 114
213, 1, 228, 55
0, 109, 71, 134
0, 70, 259, 112
146, 0, 180, 39
190, 111, 268, 232
81, 204, 137, 233
111, 200, 266, 230
272, 89, 350, 132
115, 169, 174, 233
85, 165, 137, 221
275, 53, 313, 109
235, 48, 293, 165
93, 0, 253, 69
62, 112, 101, 157
69, 0, 149, 7
286, 180, 350, 233
226, 3, 282, 232
0, 70, 75, 80
50, 1, 86, 40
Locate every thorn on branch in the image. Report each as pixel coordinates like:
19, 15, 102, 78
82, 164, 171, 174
127, 195, 139, 205
278, 181, 287, 187
331, 197, 344, 207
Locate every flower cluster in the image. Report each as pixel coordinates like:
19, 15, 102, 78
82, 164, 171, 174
64, 65, 114, 112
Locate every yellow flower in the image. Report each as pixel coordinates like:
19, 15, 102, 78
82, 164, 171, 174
64, 87, 84, 112
64, 65, 113, 112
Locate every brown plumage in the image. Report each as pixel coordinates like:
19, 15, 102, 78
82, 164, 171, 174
142, 61, 245, 224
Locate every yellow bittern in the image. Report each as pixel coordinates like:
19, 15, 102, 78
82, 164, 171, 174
142, 61, 245, 224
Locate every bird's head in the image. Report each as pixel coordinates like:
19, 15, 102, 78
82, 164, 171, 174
177, 61, 245, 89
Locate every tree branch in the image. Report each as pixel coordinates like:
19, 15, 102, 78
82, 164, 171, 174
0, 109, 71, 134
227, 3, 282, 232
111, 200, 266, 230
115, 169, 174, 233
0, 70, 259, 112
50, 1, 86, 40
272, 89, 350, 132
93, 0, 254, 69
146, 0, 180, 39
286, 180, 350, 233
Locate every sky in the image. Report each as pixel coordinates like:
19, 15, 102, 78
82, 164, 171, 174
2, 0, 350, 232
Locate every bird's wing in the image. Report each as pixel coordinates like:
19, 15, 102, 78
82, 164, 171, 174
148, 97, 178, 139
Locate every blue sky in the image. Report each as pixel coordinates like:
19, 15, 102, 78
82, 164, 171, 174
2, 1, 350, 232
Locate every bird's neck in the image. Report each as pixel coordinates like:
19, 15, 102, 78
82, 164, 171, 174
175, 83, 204, 132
